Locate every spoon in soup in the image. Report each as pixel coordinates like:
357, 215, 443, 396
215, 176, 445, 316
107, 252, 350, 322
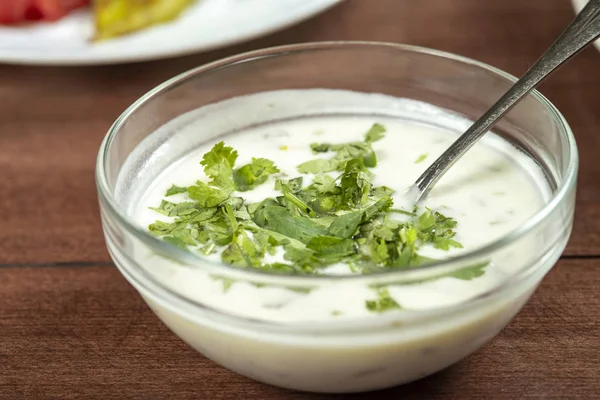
409, 0, 600, 203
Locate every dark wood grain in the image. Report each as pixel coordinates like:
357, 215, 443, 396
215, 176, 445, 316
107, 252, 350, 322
0, 0, 599, 398
1, 259, 598, 399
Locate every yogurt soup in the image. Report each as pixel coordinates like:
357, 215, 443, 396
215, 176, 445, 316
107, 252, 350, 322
115, 89, 552, 393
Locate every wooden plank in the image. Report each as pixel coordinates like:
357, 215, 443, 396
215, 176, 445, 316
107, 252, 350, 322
0, 258, 598, 399
0, 0, 597, 264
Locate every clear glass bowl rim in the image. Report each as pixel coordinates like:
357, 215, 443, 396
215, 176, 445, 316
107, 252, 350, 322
96, 41, 578, 290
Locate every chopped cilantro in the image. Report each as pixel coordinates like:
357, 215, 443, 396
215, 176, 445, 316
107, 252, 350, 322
148, 220, 178, 236
253, 205, 328, 244
297, 123, 384, 174
364, 123, 386, 143
187, 182, 230, 208
162, 235, 192, 250
306, 236, 357, 262
185, 142, 239, 207
149, 200, 197, 217
165, 184, 188, 196
297, 158, 340, 174
280, 184, 318, 217
340, 159, 371, 208
234, 158, 280, 192
366, 288, 401, 313
147, 123, 483, 312
414, 153, 428, 164
210, 275, 236, 292
448, 262, 488, 280
200, 141, 237, 191
371, 185, 395, 199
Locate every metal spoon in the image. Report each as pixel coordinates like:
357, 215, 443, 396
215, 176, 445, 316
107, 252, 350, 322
409, 0, 600, 203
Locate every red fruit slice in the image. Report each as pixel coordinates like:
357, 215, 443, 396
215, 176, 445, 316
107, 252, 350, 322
0, 0, 33, 23
33, 0, 89, 21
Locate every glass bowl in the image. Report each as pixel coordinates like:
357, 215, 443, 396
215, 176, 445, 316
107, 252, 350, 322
96, 42, 577, 393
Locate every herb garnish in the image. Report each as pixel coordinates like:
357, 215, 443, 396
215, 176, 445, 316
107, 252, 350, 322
366, 288, 401, 312
415, 153, 428, 164
148, 123, 486, 312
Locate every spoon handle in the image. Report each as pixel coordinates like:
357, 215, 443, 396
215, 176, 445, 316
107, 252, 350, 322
411, 0, 600, 202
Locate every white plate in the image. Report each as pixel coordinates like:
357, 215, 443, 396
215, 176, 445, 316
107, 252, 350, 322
0, 0, 343, 65
571, 0, 600, 51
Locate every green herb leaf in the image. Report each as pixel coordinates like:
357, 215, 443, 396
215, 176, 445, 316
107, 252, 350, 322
148, 220, 178, 236
197, 141, 238, 202
328, 196, 393, 239
364, 123, 386, 143
416, 209, 463, 251
210, 275, 236, 292
183, 142, 241, 208
253, 205, 328, 244
281, 245, 321, 274
366, 288, 401, 312
298, 124, 385, 174
297, 158, 340, 174
187, 182, 230, 208
414, 153, 428, 164
327, 211, 364, 239
311, 143, 331, 153
148, 131, 469, 282
221, 228, 261, 267
200, 141, 238, 185
162, 235, 190, 250
165, 184, 188, 196
275, 177, 304, 192
234, 158, 280, 191
149, 200, 197, 217
340, 159, 372, 208
448, 261, 488, 280
308, 174, 337, 194
306, 235, 356, 261
279, 183, 318, 217
371, 185, 395, 199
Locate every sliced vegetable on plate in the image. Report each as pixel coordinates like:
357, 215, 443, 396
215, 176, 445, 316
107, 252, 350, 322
93, 0, 196, 40
0, 0, 197, 41
0, 0, 88, 23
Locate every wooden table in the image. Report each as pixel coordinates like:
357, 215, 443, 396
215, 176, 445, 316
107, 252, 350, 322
1, 0, 599, 398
